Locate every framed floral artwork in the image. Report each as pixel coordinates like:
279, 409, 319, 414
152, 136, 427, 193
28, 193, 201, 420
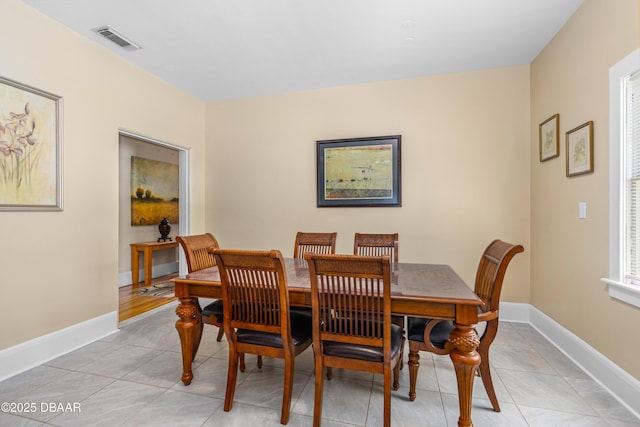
0, 76, 63, 210
566, 121, 594, 177
539, 114, 559, 162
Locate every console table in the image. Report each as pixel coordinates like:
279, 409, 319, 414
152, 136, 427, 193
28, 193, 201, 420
130, 241, 178, 287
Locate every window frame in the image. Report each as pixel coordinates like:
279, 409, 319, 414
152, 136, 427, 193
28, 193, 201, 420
602, 48, 640, 309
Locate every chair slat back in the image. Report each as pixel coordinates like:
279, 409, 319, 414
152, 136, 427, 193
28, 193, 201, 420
306, 254, 391, 349
293, 232, 337, 258
474, 240, 524, 313
176, 233, 219, 272
212, 249, 289, 335
354, 233, 399, 264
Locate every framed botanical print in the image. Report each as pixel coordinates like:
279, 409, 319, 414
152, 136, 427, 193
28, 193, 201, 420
539, 114, 559, 162
566, 121, 594, 177
0, 76, 62, 210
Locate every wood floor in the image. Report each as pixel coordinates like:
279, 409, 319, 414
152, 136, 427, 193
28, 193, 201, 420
118, 273, 178, 322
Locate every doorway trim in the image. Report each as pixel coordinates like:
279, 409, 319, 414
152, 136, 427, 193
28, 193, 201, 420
119, 130, 190, 276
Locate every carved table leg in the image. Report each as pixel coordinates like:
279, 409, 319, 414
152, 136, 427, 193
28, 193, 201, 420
449, 322, 481, 427
408, 349, 420, 401
175, 298, 199, 385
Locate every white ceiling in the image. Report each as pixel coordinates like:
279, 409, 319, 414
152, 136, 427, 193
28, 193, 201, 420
24, 0, 584, 103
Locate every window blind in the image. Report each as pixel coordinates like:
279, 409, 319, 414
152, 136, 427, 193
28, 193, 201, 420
625, 70, 640, 283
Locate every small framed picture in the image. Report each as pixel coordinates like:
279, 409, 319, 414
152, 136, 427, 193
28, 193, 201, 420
539, 114, 559, 162
566, 121, 594, 177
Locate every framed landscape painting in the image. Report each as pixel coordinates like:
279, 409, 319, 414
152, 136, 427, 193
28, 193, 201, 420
0, 76, 62, 211
130, 156, 179, 225
316, 135, 401, 207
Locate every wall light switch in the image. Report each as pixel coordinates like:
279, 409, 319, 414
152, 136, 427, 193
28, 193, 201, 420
579, 202, 587, 219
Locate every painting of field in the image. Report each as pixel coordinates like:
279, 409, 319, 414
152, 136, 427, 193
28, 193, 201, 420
130, 156, 179, 226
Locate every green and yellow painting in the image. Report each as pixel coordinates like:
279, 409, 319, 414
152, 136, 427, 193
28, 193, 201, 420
130, 156, 179, 226
324, 144, 393, 199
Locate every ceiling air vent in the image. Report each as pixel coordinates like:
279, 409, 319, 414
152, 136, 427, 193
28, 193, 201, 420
94, 25, 141, 51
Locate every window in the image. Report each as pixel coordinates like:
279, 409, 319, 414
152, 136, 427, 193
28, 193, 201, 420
603, 49, 640, 308
625, 70, 640, 283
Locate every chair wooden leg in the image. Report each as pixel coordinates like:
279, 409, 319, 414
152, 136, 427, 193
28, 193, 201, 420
478, 320, 500, 412
393, 315, 406, 370
239, 353, 246, 372
238, 354, 261, 371
224, 348, 239, 412
280, 356, 295, 424
392, 359, 400, 391
326, 367, 332, 380
216, 326, 224, 342
191, 311, 204, 362
383, 366, 392, 427
408, 348, 420, 401
313, 359, 324, 427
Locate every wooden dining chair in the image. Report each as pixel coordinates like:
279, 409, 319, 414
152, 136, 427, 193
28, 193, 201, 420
293, 232, 337, 258
354, 233, 404, 368
176, 233, 225, 347
177, 234, 263, 368
292, 232, 337, 317
353, 233, 399, 263
212, 248, 313, 425
406, 239, 524, 411
305, 253, 402, 427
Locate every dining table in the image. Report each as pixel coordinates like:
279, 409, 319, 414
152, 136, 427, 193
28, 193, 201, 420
172, 258, 483, 427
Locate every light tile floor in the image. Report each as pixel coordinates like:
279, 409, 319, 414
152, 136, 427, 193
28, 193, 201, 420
1, 302, 639, 427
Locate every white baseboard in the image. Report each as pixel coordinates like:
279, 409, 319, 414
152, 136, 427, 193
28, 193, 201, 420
118, 261, 179, 287
0, 311, 119, 382
501, 302, 640, 419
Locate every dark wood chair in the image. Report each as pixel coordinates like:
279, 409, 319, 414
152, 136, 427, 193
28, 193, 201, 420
176, 233, 224, 347
179, 233, 265, 369
212, 249, 313, 425
353, 233, 399, 263
305, 253, 402, 427
354, 233, 404, 368
407, 239, 524, 411
293, 232, 337, 258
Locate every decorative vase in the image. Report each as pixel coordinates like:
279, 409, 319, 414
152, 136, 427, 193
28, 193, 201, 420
158, 218, 172, 242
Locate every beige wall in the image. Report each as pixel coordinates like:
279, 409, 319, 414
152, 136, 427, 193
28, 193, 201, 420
205, 66, 531, 302
0, 1, 206, 349
7, 0, 638, 388
531, 0, 640, 379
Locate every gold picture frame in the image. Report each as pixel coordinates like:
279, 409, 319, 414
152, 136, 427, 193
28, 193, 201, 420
539, 114, 559, 162
0, 76, 63, 210
566, 121, 594, 177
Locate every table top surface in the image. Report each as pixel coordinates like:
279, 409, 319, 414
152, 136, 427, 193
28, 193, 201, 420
131, 240, 178, 248
177, 258, 482, 306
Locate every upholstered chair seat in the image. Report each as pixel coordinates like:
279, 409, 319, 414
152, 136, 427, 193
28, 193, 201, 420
236, 311, 312, 348
407, 317, 454, 348
322, 323, 403, 362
